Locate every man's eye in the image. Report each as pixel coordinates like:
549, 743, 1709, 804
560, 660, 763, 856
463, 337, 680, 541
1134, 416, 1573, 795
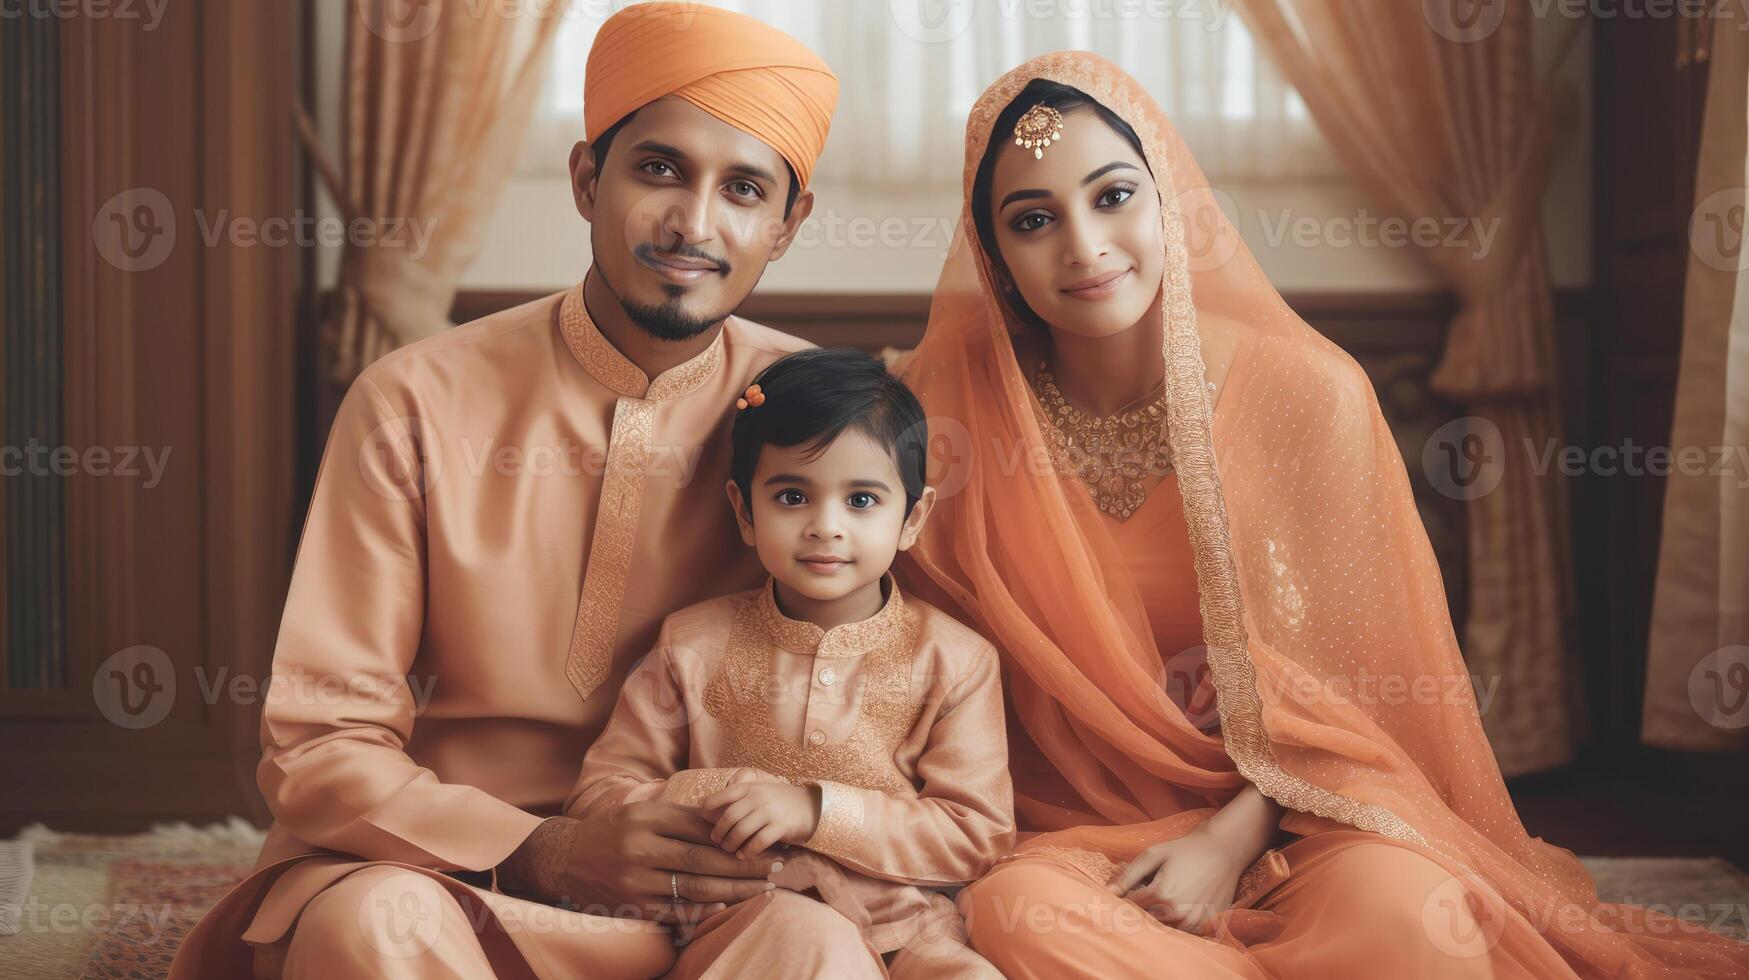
642, 161, 676, 178
848, 492, 877, 509
727, 180, 762, 200
776, 489, 806, 506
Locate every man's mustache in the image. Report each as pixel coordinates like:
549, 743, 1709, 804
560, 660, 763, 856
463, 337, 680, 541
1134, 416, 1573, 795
634, 241, 731, 275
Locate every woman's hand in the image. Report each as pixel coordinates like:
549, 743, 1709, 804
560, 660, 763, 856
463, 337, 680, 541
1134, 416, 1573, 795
1108, 826, 1249, 934
1109, 783, 1285, 933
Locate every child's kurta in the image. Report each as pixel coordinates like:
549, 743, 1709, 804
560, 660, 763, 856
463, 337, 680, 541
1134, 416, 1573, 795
569, 574, 1016, 954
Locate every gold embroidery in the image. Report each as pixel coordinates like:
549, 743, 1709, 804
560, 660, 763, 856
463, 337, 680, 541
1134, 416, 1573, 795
963, 56, 1427, 850
566, 396, 654, 700
658, 768, 739, 808
1031, 361, 1174, 520
1234, 847, 1290, 907
701, 594, 920, 797
805, 781, 866, 856
1008, 845, 1122, 886
758, 574, 909, 659
559, 285, 727, 701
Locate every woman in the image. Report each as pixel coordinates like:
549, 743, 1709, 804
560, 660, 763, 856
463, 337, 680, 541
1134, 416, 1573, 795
895, 51, 1749, 978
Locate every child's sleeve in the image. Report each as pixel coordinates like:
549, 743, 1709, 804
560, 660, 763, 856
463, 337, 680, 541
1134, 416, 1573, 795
565, 625, 757, 816
801, 639, 1015, 887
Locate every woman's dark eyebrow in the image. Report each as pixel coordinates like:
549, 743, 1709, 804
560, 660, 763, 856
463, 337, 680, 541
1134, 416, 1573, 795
999, 188, 1050, 211
999, 162, 1141, 212
1082, 161, 1140, 185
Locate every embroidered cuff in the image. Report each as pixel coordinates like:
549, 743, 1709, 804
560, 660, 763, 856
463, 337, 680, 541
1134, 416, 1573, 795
657, 768, 741, 808
803, 780, 865, 859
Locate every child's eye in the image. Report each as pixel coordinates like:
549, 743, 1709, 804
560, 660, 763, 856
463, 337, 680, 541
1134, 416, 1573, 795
848, 492, 878, 509
775, 489, 807, 506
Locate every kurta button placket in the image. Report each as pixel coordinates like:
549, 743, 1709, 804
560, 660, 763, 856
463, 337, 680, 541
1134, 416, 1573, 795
558, 285, 724, 702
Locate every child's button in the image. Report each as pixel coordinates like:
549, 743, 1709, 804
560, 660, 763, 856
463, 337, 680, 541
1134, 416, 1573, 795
817, 667, 836, 686
808, 729, 827, 746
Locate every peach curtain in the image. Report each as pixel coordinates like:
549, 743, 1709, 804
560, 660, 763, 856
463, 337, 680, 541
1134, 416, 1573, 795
1643, 18, 1749, 751
299, 0, 570, 382
1228, 1, 1584, 774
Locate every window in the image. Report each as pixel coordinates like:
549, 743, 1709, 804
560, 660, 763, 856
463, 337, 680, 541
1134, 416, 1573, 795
517, 0, 1342, 186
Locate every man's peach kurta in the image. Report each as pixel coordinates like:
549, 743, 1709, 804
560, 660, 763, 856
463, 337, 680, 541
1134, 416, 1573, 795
169, 283, 810, 977
569, 575, 1016, 958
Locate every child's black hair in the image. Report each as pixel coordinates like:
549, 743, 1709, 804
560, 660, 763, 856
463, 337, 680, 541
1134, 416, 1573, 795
730, 348, 929, 519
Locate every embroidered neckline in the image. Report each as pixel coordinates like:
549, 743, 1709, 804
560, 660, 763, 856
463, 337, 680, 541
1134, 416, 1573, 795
559, 282, 724, 401
757, 574, 907, 659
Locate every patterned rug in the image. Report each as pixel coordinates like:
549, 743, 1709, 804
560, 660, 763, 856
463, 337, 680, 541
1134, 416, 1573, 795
0, 822, 1743, 978
0, 820, 264, 979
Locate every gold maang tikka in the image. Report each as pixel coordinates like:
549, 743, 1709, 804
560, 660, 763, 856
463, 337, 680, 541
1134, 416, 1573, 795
1013, 104, 1065, 160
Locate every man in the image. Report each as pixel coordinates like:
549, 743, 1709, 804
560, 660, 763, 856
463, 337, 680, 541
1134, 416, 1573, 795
169, 6, 884, 977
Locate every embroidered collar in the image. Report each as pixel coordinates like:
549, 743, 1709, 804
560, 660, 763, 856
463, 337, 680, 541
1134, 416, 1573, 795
757, 574, 908, 659
559, 282, 724, 401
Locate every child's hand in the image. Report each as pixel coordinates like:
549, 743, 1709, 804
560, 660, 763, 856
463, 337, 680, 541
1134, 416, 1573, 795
700, 782, 821, 858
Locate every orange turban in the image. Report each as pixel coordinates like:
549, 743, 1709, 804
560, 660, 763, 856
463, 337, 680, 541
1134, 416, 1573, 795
584, 3, 838, 188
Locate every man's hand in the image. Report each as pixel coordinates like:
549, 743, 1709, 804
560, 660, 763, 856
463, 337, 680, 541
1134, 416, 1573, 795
700, 782, 821, 858
498, 801, 779, 921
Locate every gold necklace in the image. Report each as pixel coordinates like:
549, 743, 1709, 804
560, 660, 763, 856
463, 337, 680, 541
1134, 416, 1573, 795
1030, 360, 1174, 520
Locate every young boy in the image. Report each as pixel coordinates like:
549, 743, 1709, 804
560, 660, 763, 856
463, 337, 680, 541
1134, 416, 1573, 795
568, 348, 1013, 977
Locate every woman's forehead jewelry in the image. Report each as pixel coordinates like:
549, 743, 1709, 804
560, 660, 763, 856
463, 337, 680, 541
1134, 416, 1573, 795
1014, 104, 1065, 160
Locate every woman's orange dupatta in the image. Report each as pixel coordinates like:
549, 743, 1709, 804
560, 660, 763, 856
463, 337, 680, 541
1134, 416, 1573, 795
896, 51, 1749, 977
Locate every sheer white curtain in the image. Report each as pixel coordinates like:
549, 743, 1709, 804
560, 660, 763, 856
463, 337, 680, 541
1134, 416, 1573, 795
519, 0, 1342, 185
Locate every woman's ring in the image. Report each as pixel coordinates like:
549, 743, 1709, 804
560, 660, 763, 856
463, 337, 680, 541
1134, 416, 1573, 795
671, 872, 681, 903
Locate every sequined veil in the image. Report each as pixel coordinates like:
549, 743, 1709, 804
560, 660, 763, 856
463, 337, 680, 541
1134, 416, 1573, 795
894, 51, 1749, 975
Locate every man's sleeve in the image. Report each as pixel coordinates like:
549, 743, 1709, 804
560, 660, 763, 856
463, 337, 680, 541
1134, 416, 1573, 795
256, 372, 543, 871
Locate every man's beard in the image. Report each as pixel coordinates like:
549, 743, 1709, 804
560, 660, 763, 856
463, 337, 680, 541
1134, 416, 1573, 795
617, 290, 730, 342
